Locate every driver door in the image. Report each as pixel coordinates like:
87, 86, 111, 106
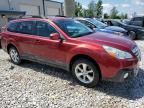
32, 21, 67, 67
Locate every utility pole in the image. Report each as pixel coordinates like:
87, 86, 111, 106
64, 0, 75, 17
8, 0, 11, 10
42, 0, 46, 16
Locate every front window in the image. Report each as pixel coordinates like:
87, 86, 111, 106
35, 21, 57, 37
88, 19, 107, 29
54, 20, 93, 38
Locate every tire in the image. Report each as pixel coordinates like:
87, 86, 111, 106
72, 59, 100, 88
128, 31, 136, 40
9, 46, 21, 65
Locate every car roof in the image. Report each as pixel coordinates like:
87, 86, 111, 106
75, 17, 90, 20
9, 16, 73, 23
48, 16, 73, 22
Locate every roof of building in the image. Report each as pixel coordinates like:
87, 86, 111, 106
0, 10, 26, 15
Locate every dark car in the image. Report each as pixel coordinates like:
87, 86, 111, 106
75, 18, 130, 38
105, 20, 144, 40
128, 16, 144, 27
1, 17, 140, 87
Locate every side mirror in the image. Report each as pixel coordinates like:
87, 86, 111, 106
50, 33, 60, 40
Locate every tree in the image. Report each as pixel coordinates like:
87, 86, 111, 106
74, 2, 83, 17
120, 13, 125, 19
104, 13, 109, 19
120, 13, 128, 19
124, 13, 128, 19
87, 0, 96, 17
83, 9, 88, 17
109, 7, 118, 19
95, 0, 103, 18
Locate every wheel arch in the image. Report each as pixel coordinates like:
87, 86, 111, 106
7, 43, 17, 54
69, 54, 102, 79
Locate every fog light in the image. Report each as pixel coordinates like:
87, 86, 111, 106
124, 73, 129, 79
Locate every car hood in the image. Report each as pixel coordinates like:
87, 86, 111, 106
105, 26, 127, 32
78, 32, 136, 50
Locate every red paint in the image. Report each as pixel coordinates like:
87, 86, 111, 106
1, 17, 139, 80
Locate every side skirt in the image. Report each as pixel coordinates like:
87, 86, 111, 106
21, 55, 69, 71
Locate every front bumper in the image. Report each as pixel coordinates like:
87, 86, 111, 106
99, 44, 141, 82
103, 67, 139, 82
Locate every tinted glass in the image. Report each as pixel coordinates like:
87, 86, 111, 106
87, 19, 107, 29
36, 21, 57, 37
78, 20, 96, 29
54, 20, 93, 38
112, 21, 120, 26
7, 22, 18, 32
17, 21, 35, 35
133, 17, 142, 21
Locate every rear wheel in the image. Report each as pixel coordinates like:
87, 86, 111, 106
9, 47, 21, 65
72, 59, 100, 88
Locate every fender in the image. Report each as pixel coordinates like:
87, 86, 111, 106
66, 44, 104, 71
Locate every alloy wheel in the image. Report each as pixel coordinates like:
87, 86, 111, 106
9, 48, 20, 64
75, 63, 94, 84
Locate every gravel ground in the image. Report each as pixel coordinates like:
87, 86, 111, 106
0, 41, 144, 108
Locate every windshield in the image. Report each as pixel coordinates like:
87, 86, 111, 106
117, 21, 127, 26
54, 20, 93, 38
88, 19, 107, 29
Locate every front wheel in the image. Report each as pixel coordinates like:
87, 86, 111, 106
9, 47, 21, 65
72, 59, 100, 88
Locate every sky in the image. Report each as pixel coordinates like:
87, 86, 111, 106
56, 0, 144, 17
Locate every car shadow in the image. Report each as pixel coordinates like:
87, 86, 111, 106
94, 68, 144, 100
17, 60, 144, 100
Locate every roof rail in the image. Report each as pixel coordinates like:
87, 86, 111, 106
19, 15, 46, 19
55, 15, 67, 17
46, 15, 67, 18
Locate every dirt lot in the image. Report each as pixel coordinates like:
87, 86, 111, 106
0, 41, 144, 108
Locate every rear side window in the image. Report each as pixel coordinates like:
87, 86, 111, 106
17, 21, 35, 35
35, 21, 57, 37
7, 22, 18, 32
132, 17, 142, 21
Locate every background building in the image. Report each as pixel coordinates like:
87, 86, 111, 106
0, 0, 63, 28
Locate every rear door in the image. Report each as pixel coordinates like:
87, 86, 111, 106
15, 21, 37, 57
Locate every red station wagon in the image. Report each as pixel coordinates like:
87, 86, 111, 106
1, 17, 141, 87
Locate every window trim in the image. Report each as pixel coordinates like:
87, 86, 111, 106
34, 20, 65, 40
35, 21, 58, 38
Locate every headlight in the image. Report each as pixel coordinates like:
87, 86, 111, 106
103, 45, 133, 59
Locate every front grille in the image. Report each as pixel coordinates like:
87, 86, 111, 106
132, 46, 141, 61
